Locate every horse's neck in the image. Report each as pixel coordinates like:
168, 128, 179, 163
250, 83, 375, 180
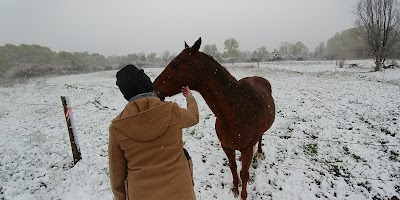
196, 64, 239, 119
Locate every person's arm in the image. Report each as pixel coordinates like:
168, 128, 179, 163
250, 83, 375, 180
178, 86, 199, 128
108, 125, 127, 200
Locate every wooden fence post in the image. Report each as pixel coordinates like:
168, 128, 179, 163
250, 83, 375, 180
61, 96, 82, 165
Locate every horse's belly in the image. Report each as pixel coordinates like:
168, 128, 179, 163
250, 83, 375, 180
215, 126, 263, 150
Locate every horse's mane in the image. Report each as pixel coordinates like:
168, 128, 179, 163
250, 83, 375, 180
200, 52, 237, 82
202, 52, 217, 62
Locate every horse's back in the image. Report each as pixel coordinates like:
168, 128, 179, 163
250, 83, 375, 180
239, 76, 272, 95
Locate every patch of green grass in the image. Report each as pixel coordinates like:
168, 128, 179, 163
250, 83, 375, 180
202, 155, 206, 163
389, 150, 400, 162
378, 140, 390, 152
327, 164, 350, 179
279, 135, 291, 139
91, 98, 109, 110
310, 134, 318, 140
248, 171, 256, 185
343, 146, 350, 155
187, 128, 204, 139
331, 165, 341, 177
251, 154, 259, 169
304, 143, 318, 156
380, 127, 396, 137
379, 140, 389, 145
357, 181, 372, 192
351, 153, 366, 162
303, 130, 319, 140
343, 147, 366, 162
65, 84, 78, 89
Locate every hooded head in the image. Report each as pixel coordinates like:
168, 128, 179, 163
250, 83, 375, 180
116, 64, 154, 101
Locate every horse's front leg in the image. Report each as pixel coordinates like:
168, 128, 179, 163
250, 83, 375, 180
239, 146, 254, 200
221, 145, 239, 196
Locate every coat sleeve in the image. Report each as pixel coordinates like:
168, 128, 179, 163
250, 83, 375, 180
176, 96, 199, 128
108, 125, 127, 200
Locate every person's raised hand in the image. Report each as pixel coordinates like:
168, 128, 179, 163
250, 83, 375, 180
181, 86, 192, 98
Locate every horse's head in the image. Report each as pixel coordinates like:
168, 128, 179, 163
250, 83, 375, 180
154, 37, 203, 100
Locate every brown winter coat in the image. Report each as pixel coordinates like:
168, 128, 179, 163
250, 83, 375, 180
108, 96, 199, 200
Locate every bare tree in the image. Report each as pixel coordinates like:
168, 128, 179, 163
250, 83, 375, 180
313, 42, 326, 60
254, 46, 269, 67
203, 44, 221, 61
161, 51, 170, 64
223, 38, 240, 63
289, 41, 309, 60
355, 0, 400, 71
278, 41, 291, 58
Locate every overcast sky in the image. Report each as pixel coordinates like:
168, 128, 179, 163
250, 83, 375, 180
0, 0, 358, 56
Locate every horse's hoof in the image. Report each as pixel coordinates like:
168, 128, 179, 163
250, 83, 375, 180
257, 152, 265, 160
232, 188, 239, 197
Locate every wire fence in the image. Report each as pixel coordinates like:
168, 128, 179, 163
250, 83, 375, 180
186, 142, 400, 187
0, 92, 399, 187
188, 124, 399, 147
2, 98, 397, 150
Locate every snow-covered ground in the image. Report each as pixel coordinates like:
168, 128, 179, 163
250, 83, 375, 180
0, 60, 399, 200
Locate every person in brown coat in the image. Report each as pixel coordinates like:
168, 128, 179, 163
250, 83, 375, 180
108, 64, 199, 200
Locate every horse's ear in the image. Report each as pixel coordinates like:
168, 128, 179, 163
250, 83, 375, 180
192, 37, 202, 51
185, 41, 189, 49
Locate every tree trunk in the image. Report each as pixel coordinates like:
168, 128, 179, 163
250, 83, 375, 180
374, 57, 382, 72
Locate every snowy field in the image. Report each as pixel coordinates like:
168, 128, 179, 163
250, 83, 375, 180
0, 60, 399, 200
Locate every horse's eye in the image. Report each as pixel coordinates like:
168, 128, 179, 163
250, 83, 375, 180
172, 63, 178, 68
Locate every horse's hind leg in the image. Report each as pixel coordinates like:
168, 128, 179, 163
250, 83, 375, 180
240, 146, 254, 200
257, 136, 265, 159
221, 145, 239, 196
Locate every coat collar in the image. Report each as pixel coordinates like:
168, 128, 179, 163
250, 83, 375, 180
129, 92, 157, 102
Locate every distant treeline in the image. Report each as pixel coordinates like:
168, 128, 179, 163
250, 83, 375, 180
1, 27, 400, 79
0, 44, 170, 79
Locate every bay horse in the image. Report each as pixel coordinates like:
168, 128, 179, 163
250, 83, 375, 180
153, 37, 275, 200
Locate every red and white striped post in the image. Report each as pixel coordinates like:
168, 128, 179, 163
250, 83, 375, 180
61, 96, 82, 165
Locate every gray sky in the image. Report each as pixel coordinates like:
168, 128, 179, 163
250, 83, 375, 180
0, 0, 358, 56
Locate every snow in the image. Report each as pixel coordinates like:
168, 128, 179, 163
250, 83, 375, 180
0, 60, 399, 200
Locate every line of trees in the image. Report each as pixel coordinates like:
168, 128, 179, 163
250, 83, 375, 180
203, 38, 311, 65
1, 30, 398, 79
2, 0, 400, 78
204, 0, 400, 71
0, 44, 179, 78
